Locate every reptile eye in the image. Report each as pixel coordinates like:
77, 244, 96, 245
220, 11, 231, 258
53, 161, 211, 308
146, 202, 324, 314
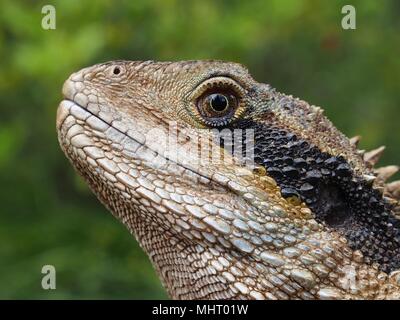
192, 76, 245, 127
196, 91, 238, 127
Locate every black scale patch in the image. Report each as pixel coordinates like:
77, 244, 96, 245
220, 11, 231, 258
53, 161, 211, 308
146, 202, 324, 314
221, 119, 400, 273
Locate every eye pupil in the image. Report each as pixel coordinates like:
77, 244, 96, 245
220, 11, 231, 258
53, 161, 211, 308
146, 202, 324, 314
196, 89, 240, 127
113, 67, 120, 75
209, 94, 228, 112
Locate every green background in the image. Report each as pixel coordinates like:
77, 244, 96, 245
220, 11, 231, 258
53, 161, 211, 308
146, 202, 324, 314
0, 0, 399, 299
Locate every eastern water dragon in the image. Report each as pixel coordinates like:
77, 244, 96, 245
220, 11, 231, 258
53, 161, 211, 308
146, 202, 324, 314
56, 60, 400, 299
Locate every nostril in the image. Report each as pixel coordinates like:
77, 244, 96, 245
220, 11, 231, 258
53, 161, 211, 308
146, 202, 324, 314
113, 67, 121, 75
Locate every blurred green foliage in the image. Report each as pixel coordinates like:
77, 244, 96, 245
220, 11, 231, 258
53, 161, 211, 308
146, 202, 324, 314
0, 0, 399, 299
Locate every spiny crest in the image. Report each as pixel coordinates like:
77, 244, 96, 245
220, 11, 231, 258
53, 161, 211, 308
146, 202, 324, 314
350, 135, 400, 207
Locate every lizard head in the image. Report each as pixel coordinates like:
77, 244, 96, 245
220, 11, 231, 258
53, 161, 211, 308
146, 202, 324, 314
57, 60, 400, 299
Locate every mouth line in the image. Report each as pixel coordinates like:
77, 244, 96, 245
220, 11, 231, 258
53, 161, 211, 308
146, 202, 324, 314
59, 98, 217, 185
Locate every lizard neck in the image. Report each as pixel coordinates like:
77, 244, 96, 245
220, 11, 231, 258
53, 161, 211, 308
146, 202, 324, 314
71, 157, 240, 299
70, 156, 400, 300
130, 218, 237, 299
79, 161, 400, 300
